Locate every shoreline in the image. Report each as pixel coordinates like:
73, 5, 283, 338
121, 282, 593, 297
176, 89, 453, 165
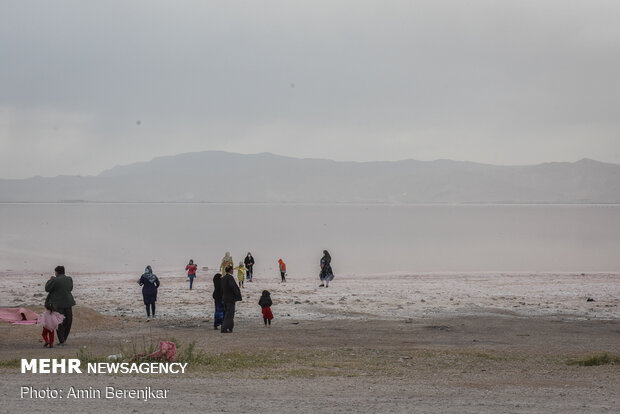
2, 271, 619, 321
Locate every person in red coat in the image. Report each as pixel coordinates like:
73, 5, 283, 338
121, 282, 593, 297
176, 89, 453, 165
259, 290, 273, 326
185, 259, 198, 290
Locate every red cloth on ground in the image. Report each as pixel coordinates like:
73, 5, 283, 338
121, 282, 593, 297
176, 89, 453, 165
133, 341, 178, 362
262, 306, 274, 320
0, 307, 39, 324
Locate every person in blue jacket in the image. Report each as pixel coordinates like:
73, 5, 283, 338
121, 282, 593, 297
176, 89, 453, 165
212, 273, 225, 330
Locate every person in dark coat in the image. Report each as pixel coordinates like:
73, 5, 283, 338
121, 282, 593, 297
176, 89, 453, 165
221, 265, 242, 333
138, 265, 160, 321
258, 290, 273, 326
212, 273, 225, 330
244, 252, 255, 282
44, 265, 76, 346
319, 250, 334, 288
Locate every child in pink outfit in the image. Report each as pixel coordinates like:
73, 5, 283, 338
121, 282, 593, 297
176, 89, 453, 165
38, 303, 65, 348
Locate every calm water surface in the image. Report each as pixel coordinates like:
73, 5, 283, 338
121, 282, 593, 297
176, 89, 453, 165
1, 203, 619, 275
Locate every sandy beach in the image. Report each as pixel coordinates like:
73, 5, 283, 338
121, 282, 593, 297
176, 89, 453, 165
1, 270, 619, 413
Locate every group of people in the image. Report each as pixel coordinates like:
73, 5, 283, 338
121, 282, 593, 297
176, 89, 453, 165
181, 252, 294, 289
38, 265, 76, 348
140, 250, 334, 331
211, 252, 267, 332
180, 253, 257, 290
211, 266, 274, 332
217, 252, 255, 288
36, 250, 334, 346
211, 264, 244, 333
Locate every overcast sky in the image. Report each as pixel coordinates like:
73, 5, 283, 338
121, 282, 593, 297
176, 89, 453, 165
1, 0, 619, 179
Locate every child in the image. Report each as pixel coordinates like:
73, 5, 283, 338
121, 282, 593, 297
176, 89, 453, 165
259, 290, 273, 326
234, 261, 246, 288
185, 259, 198, 290
278, 258, 286, 282
38, 303, 65, 348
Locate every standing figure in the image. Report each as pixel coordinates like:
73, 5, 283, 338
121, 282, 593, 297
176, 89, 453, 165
138, 265, 160, 321
319, 250, 334, 288
259, 290, 274, 326
185, 259, 198, 290
38, 303, 65, 348
45, 265, 76, 346
244, 253, 255, 282
278, 258, 287, 283
235, 261, 246, 288
220, 252, 233, 274
221, 265, 242, 333
212, 273, 224, 330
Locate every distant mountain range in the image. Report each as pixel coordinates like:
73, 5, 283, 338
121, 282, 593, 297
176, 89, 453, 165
1, 151, 619, 203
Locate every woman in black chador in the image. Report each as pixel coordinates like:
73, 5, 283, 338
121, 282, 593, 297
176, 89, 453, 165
319, 250, 334, 288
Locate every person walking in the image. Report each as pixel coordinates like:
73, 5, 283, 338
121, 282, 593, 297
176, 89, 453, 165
212, 273, 225, 330
258, 290, 274, 327
220, 252, 233, 274
221, 265, 242, 333
235, 261, 246, 288
44, 265, 76, 346
38, 303, 65, 348
278, 258, 287, 283
319, 250, 334, 288
185, 259, 198, 290
138, 265, 160, 321
244, 253, 255, 282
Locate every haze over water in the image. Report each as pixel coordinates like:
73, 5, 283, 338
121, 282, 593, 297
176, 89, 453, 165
1, 203, 619, 276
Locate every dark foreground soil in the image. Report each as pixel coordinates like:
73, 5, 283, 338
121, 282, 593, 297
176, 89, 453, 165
1, 308, 618, 413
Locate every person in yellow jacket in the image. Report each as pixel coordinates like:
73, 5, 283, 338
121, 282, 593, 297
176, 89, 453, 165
234, 261, 246, 288
220, 252, 233, 274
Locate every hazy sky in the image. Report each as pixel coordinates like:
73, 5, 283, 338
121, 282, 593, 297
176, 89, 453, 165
1, 0, 620, 179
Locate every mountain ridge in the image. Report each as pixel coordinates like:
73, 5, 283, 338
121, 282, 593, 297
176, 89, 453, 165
1, 152, 619, 203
